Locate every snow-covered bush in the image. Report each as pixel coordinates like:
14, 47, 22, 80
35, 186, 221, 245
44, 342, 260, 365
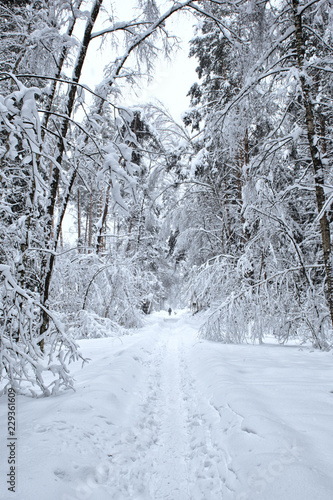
0, 265, 84, 396
68, 310, 126, 339
50, 250, 157, 334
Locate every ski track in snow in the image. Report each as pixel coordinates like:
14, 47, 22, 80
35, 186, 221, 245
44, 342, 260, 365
1, 312, 333, 500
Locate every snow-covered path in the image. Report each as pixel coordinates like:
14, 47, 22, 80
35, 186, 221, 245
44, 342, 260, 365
1, 312, 333, 500
108, 318, 232, 500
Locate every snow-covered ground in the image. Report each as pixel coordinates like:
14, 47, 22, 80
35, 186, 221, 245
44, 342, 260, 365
1, 311, 333, 500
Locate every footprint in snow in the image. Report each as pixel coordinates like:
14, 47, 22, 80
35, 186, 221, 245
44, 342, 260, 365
34, 424, 49, 433
54, 468, 71, 481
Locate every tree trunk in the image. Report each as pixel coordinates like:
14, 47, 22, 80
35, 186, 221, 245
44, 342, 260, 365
96, 183, 110, 254
41, 0, 83, 140
292, 0, 333, 329
39, 0, 103, 347
77, 188, 82, 251
88, 190, 93, 250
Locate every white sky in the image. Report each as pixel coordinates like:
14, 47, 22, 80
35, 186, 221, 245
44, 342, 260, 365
81, 0, 198, 122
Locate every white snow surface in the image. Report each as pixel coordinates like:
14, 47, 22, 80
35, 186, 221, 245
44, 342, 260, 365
1, 311, 333, 500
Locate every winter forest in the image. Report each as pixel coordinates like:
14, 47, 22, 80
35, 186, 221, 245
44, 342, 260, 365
1, 0, 333, 498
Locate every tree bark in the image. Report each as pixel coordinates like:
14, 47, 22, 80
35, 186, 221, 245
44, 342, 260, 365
88, 190, 93, 250
292, 0, 333, 329
39, 0, 103, 347
41, 0, 83, 140
77, 188, 82, 250
96, 183, 110, 254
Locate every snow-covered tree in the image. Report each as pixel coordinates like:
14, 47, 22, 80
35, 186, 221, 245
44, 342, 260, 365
179, 0, 333, 348
0, 0, 202, 394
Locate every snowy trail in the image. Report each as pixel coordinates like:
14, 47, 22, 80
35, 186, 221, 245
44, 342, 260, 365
105, 320, 201, 499
106, 318, 238, 500
1, 312, 333, 500
107, 322, 191, 499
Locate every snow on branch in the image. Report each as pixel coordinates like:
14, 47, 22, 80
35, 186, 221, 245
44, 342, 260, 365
0, 266, 86, 397
100, 0, 196, 90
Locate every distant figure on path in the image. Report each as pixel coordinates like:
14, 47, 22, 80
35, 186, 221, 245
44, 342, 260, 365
168, 307, 172, 316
